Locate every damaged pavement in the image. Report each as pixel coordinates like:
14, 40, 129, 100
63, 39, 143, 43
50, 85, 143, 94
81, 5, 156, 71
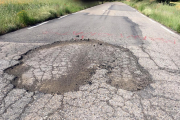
0, 2, 180, 120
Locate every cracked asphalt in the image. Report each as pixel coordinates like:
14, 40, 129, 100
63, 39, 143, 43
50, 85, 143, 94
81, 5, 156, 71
0, 2, 180, 120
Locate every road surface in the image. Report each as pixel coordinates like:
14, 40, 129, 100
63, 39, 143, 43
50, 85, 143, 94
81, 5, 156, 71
0, 2, 180, 120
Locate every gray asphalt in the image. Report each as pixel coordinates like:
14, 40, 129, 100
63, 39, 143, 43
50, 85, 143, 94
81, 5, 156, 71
0, 3, 143, 45
0, 2, 180, 120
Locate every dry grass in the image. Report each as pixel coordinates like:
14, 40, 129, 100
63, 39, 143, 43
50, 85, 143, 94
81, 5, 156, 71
0, 0, 34, 4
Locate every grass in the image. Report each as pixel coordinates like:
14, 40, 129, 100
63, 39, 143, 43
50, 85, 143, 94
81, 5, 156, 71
123, 0, 180, 33
0, 0, 99, 35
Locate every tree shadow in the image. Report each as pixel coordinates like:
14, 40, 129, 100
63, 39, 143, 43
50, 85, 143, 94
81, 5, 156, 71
169, 3, 176, 6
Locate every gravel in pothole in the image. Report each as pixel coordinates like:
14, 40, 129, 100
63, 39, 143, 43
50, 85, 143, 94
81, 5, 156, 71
5, 40, 152, 94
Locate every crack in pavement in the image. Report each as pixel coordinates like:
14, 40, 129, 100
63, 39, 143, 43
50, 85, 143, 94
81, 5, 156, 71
4, 39, 152, 94
0, 2, 180, 118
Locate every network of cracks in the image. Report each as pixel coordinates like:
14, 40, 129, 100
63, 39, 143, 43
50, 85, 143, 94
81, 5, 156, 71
5, 39, 152, 94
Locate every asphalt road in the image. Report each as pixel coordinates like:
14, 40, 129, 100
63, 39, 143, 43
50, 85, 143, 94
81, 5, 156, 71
0, 2, 180, 120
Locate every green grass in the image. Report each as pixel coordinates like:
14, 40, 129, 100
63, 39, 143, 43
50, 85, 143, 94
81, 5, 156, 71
123, 0, 180, 33
0, 0, 99, 35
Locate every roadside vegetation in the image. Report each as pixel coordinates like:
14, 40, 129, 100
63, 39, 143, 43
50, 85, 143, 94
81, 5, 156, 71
123, 0, 180, 33
1, 0, 180, 35
0, 0, 99, 35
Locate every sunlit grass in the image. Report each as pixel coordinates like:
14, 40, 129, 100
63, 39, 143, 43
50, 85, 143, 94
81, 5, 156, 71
170, 2, 180, 10
0, 0, 34, 4
0, 0, 98, 35
123, 0, 180, 33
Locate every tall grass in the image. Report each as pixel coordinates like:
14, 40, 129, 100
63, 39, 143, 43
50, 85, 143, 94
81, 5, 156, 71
123, 0, 180, 33
0, 0, 99, 35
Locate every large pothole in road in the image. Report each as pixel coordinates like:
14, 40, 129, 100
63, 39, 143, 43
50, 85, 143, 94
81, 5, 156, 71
5, 40, 152, 94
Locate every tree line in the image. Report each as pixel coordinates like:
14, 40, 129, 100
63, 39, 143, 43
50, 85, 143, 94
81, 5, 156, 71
79, 0, 116, 4
79, 0, 178, 5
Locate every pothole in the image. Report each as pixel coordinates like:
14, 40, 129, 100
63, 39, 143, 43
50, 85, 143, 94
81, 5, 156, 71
5, 40, 152, 94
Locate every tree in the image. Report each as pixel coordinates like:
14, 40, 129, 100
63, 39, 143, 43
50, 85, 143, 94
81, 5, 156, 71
156, 0, 170, 4
77, 0, 116, 4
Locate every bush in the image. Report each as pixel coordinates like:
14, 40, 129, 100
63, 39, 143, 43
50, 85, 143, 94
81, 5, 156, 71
135, 0, 143, 2
142, 8, 152, 16
17, 10, 36, 25
49, 10, 58, 18
64, 7, 71, 14
156, 0, 170, 4
138, 4, 145, 11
